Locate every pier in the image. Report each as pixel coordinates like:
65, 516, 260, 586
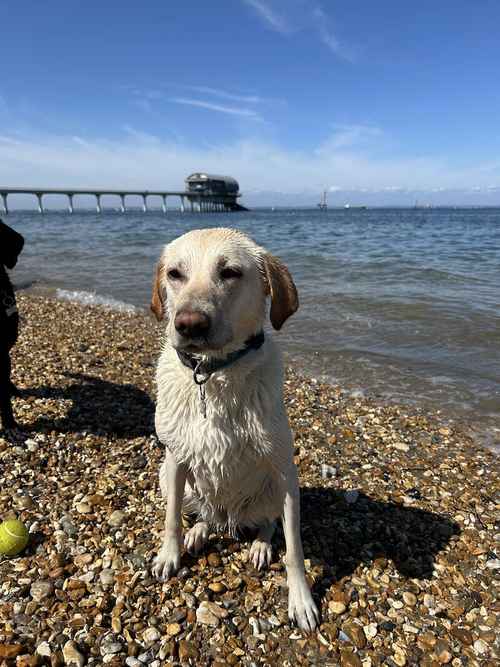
0, 173, 248, 215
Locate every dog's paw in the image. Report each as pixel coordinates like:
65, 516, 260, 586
288, 578, 320, 633
249, 538, 273, 570
153, 539, 181, 581
184, 522, 209, 555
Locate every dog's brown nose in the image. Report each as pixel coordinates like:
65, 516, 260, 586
174, 310, 211, 338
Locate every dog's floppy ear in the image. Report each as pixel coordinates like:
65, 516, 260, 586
151, 261, 166, 321
262, 253, 299, 330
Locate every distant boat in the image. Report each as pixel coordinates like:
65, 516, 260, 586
344, 203, 367, 210
318, 191, 328, 210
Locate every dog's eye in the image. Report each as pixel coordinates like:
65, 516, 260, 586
220, 267, 242, 280
167, 268, 184, 280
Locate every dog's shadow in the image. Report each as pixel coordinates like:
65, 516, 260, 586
21, 372, 155, 437
277, 487, 460, 596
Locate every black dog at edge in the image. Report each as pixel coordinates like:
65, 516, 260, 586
0, 219, 24, 431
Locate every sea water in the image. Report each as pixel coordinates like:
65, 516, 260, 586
6, 207, 500, 451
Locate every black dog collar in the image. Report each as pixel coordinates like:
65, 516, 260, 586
176, 331, 265, 418
176, 330, 265, 377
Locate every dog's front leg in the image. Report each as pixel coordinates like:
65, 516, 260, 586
282, 464, 319, 632
153, 449, 187, 581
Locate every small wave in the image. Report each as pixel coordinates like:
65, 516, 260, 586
56, 288, 138, 314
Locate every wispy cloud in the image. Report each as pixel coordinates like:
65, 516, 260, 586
312, 5, 354, 62
243, 0, 291, 34
122, 125, 160, 143
242, 2, 355, 61
170, 97, 263, 120
316, 124, 383, 153
184, 86, 262, 105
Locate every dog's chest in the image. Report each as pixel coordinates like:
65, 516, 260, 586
156, 366, 275, 481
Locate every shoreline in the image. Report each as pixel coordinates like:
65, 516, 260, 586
17, 283, 500, 454
0, 293, 498, 665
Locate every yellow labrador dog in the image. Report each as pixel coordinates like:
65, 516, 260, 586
151, 227, 319, 631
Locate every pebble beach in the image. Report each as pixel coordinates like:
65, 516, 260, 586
0, 293, 498, 666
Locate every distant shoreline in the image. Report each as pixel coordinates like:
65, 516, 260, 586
3, 204, 500, 213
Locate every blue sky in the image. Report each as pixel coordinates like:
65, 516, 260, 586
1, 0, 500, 205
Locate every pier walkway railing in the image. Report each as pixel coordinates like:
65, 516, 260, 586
0, 187, 241, 214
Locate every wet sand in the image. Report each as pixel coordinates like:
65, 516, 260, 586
0, 294, 498, 666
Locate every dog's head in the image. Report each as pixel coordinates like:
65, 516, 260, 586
151, 228, 298, 353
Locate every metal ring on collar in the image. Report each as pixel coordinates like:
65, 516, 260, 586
193, 361, 211, 385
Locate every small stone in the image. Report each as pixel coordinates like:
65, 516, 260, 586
170, 608, 187, 623
30, 581, 54, 602
435, 640, 452, 664
73, 553, 93, 568
99, 570, 115, 586
100, 640, 123, 656
88, 493, 106, 506
394, 442, 410, 452
363, 623, 378, 640
392, 650, 407, 666
207, 552, 222, 567
125, 659, 142, 667
402, 623, 419, 634
423, 594, 435, 608
16, 656, 39, 667
485, 559, 500, 570
166, 623, 181, 636
0, 645, 24, 659
61, 517, 78, 537
208, 582, 227, 593
380, 621, 396, 632
108, 510, 126, 527
14, 495, 35, 510
142, 628, 160, 643
176, 566, 191, 580
137, 651, 154, 663
178, 641, 198, 662
62, 641, 85, 667
75, 502, 91, 514
196, 603, 219, 627
36, 642, 51, 658
451, 626, 473, 645
196, 601, 227, 626
473, 639, 489, 656
342, 621, 366, 649
329, 600, 347, 615
321, 464, 337, 479
402, 592, 417, 606
340, 650, 362, 667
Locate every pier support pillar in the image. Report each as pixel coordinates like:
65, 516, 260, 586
68, 194, 74, 214
120, 194, 126, 213
142, 194, 147, 213
1, 193, 8, 215
180, 196, 185, 213
189, 198, 194, 212
162, 195, 167, 214
96, 194, 102, 214
37, 193, 44, 214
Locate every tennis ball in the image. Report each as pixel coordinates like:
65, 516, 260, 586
0, 519, 29, 556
